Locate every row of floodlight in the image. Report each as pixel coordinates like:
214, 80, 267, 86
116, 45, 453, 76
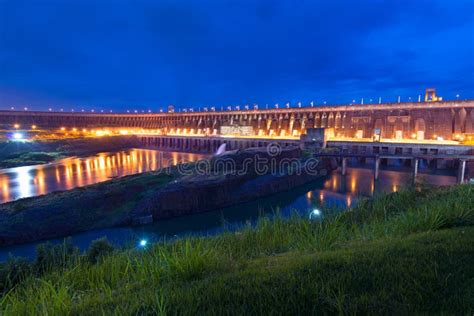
5, 94, 463, 114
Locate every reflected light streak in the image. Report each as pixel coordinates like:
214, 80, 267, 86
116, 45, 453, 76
15, 168, 33, 199
1, 180, 10, 201
36, 168, 46, 195
0, 150, 206, 203
350, 177, 357, 193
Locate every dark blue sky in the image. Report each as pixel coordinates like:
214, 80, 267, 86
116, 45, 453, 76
0, 0, 473, 112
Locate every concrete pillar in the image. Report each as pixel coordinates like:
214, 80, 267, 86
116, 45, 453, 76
341, 157, 348, 176
458, 160, 467, 184
374, 157, 380, 180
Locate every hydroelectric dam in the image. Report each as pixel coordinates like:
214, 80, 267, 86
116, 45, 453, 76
1, 97, 474, 181
1, 99, 474, 142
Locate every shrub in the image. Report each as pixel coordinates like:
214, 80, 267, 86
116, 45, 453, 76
34, 238, 80, 273
87, 237, 115, 264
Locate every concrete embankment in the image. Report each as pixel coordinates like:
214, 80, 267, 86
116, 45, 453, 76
0, 147, 336, 246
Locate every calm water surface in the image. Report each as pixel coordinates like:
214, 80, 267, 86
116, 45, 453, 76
0, 149, 457, 260
0, 149, 205, 204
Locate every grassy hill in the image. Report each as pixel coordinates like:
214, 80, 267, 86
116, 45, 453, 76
0, 184, 473, 314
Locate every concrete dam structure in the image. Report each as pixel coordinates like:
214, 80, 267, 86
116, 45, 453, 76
1, 100, 474, 142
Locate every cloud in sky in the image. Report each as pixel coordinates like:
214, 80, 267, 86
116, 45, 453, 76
0, 0, 473, 111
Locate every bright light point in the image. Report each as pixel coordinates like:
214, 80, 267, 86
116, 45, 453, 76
139, 239, 147, 247
309, 208, 322, 219
13, 132, 23, 140
13, 124, 20, 129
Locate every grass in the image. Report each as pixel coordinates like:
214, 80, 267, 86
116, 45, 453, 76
0, 151, 66, 168
0, 184, 473, 314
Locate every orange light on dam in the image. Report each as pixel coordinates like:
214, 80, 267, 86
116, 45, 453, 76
3, 98, 472, 144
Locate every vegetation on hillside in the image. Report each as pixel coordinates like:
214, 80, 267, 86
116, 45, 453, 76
0, 185, 473, 314
0, 136, 139, 168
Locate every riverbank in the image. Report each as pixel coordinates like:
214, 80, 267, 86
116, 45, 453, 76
0, 136, 140, 168
0, 147, 334, 246
0, 185, 472, 314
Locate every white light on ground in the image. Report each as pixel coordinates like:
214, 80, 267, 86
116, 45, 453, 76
12, 132, 23, 140
139, 239, 148, 247
309, 208, 322, 220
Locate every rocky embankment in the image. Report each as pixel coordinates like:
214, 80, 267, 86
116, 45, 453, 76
133, 147, 336, 220
0, 147, 336, 246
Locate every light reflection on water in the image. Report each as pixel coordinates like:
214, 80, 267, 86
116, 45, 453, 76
0, 152, 458, 260
0, 149, 205, 204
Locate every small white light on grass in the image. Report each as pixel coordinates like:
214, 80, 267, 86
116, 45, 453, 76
309, 208, 322, 220
139, 239, 148, 247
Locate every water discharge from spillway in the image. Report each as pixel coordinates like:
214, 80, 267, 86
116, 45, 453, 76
215, 143, 227, 155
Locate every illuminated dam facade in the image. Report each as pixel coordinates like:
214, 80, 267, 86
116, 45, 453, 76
1, 100, 474, 141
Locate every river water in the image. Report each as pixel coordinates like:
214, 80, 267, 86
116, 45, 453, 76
0, 149, 205, 204
0, 148, 457, 260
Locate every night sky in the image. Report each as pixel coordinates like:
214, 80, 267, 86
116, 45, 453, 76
0, 0, 473, 112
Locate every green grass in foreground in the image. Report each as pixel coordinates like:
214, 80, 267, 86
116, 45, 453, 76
0, 185, 473, 314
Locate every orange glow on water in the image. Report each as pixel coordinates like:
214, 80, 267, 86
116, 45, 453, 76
0, 149, 207, 203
